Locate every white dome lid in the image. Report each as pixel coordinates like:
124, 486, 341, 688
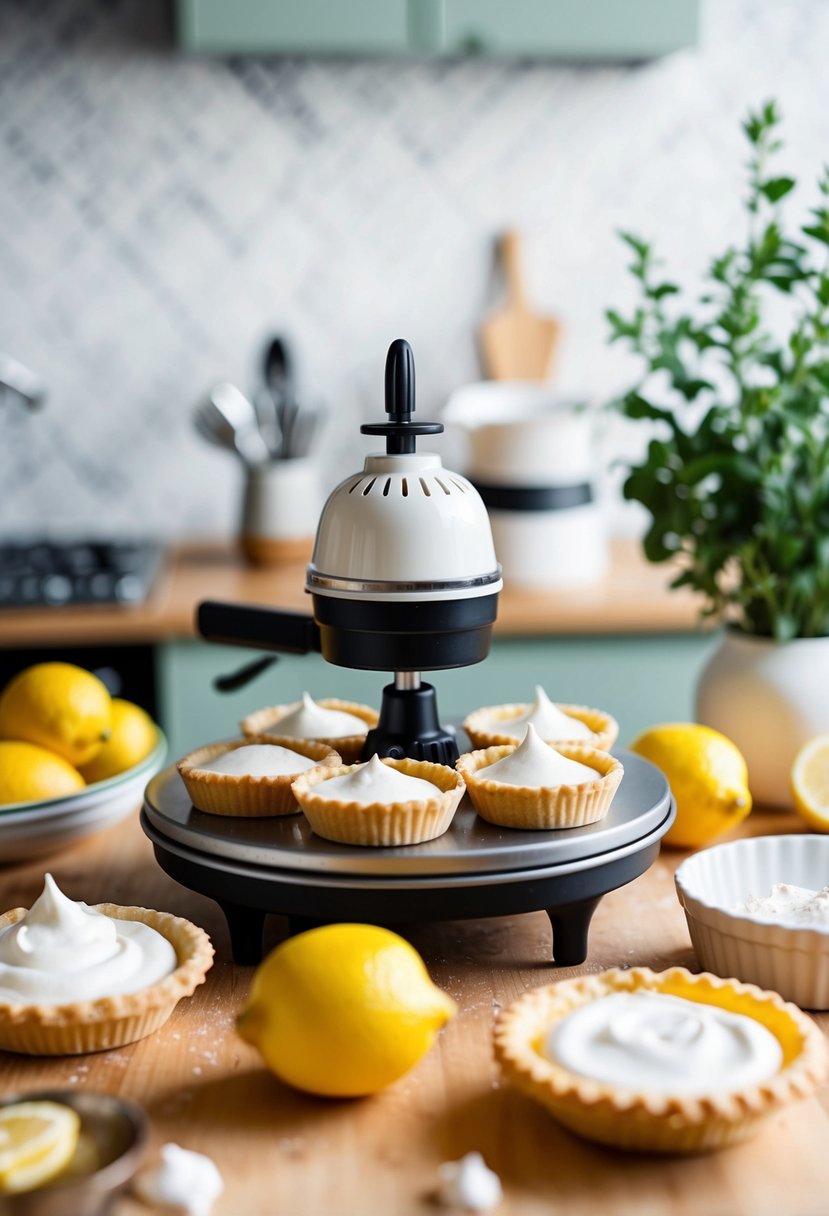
308, 452, 501, 602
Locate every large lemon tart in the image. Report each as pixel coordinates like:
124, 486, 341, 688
241, 693, 378, 763
456, 725, 623, 829
0, 875, 213, 1055
464, 686, 618, 752
177, 737, 341, 817
495, 966, 828, 1153
292, 753, 465, 847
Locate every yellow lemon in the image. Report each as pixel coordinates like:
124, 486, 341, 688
630, 723, 752, 849
237, 923, 457, 1097
791, 735, 829, 830
79, 698, 158, 783
0, 663, 112, 767
0, 741, 85, 805
0, 1101, 81, 1194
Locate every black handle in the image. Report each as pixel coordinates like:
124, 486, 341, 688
213, 654, 279, 693
197, 602, 321, 654
361, 338, 442, 455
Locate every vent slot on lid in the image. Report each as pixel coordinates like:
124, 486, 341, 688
361, 477, 377, 496
435, 478, 451, 495
419, 478, 431, 496
402, 478, 408, 497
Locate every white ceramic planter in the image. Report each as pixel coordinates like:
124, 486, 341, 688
696, 630, 829, 809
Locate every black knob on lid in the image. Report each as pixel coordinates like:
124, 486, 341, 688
361, 338, 443, 455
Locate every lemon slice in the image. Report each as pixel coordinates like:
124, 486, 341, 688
791, 735, 829, 830
0, 1101, 81, 1194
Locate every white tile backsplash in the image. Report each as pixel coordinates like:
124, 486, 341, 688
1, 0, 828, 539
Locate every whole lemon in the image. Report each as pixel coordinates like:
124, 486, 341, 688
0, 663, 112, 768
79, 699, 158, 783
237, 923, 457, 1097
631, 722, 752, 849
0, 741, 85, 805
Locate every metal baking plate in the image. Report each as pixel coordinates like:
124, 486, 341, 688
142, 748, 670, 879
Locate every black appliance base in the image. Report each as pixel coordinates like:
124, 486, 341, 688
362, 682, 459, 764
142, 813, 667, 967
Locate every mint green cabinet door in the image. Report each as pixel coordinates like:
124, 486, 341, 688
177, 0, 698, 59
158, 634, 716, 760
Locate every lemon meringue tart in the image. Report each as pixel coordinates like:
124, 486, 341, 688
0, 875, 214, 1055
241, 693, 378, 764
494, 966, 828, 1154
177, 737, 341, 817
464, 686, 618, 752
457, 725, 623, 830
291, 753, 465, 847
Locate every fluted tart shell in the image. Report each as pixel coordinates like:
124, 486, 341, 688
0, 904, 214, 1056
177, 736, 341, 817
494, 966, 828, 1154
463, 701, 618, 752
241, 699, 378, 764
456, 742, 623, 830
291, 756, 465, 847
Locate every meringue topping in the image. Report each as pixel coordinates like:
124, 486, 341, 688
543, 990, 783, 1096
309, 754, 442, 805
436, 1152, 503, 1211
493, 686, 593, 741
133, 1143, 224, 1216
0, 875, 177, 1004
735, 883, 829, 926
477, 725, 599, 788
272, 692, 368, 740
195, 743, 317, 778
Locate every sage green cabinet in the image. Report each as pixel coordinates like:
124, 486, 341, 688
158, 633, 716, 759
177, 0, 699, 60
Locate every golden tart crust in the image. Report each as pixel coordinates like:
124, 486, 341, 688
463, 701, 618, 752
177, 736, 341, 818
0, 904, 214, 1056
456, 743, 623, 829
241, 699, 378, 764
494, 966, 828, 1154
291, 757, 465, 847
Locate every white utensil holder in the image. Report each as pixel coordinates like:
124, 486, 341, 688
240, 459, 322, 566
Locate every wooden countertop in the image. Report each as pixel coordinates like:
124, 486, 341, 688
2, 808, 825, 1216
0, 540, 704, 647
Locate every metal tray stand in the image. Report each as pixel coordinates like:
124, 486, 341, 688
142, 746, 674, 966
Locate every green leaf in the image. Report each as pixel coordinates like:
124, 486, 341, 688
760, 176, 796, 203
622, 394, 676, 423
650, 283, 680, 299
803, 224, 829, 247
618, 231, 650, 259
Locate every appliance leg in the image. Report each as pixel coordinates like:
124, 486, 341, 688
545, 898, 602, 966
221, 902, 268, 965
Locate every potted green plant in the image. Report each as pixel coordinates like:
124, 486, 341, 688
608, 101, 829, 807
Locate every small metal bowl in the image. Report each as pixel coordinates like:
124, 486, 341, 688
0, 1090, 148, 1216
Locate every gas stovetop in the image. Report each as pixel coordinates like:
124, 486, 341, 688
0, 540, 164, 609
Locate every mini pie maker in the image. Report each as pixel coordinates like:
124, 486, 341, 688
142, 339, 675, 965
197, 337, 503, 766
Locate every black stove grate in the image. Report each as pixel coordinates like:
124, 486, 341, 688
0, 540, 164, 608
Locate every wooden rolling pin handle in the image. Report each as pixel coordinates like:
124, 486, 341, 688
500, 230, 527, 309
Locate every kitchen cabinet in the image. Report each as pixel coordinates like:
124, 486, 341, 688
176, 0, 699, 60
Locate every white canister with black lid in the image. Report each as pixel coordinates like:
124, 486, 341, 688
443, 382, 607, 588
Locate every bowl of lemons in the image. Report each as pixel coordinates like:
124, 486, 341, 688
0, 663, 166, 863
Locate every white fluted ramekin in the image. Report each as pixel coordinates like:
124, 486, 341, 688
675, 835, 829, 1009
